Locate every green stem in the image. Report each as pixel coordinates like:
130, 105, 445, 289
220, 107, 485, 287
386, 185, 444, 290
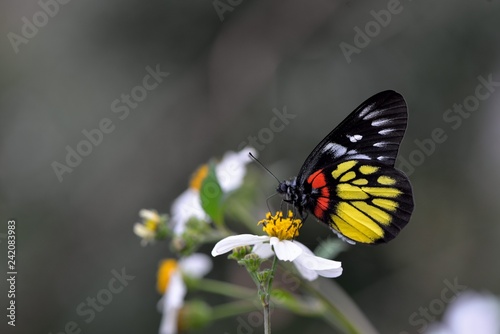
263, 255, 278, 334
263, 301, 271, 334
194, 278, 255, 299
267, 254, 278, 289
211, 300, 259, 321
248, 269, 262, 289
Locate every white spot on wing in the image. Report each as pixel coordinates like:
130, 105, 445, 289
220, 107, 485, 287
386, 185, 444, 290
379, 129, 395, 135
372, 118, 391, 127
363, 110, 382, 120
349, 154, 370, 160
347, 134, 363, 143
358, 106, 372, 118
374, 142, 391, 147
322, 143, 347, 158
377, 156, 389, 161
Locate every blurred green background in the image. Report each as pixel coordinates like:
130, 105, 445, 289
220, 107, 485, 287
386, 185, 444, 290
1, 0, 500, 333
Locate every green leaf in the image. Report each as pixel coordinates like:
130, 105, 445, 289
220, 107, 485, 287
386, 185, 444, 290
199, 161, 224, 226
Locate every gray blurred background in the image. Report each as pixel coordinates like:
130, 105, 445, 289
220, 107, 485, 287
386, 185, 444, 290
1, 0, 500, 333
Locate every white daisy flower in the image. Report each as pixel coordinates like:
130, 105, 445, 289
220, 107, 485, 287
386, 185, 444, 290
170, 188, 208, 236
170, 147, 256, 235
133, 209, 164, 246
157, 254, 212, 334
425, 291, 500, 334
215, 147, 256, 192
211, 211, 343, 280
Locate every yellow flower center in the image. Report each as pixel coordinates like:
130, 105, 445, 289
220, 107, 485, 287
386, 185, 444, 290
189, 164, 209, 190
139, 210, 161, 233
157, 259, 179, 294
258, 211, 302, 240
145, 219, 158, 232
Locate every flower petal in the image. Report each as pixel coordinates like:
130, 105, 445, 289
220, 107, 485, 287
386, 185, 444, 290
179, 253, 212, 278
139, 209, 159, 221
252, 243, 274, 259
285, 242, 318, 280
443, 292, 500, 334
289, 241, 343, 280
133, 223, 151, 238
270, 238, 302, 261
165, 271, 186, 308
158, 271, 186, 334
293, 241, 315, 256
170, 188, 208, 235
294, 252, 343, 278
158, 299, 178, 334
293, 261, 319, 281
211, 234, 270, 256
133, 223, 155, 246
216, 147, 256, 193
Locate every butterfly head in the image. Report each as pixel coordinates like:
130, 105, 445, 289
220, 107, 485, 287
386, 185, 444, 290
277, 177, 295, 199
277, 177, 309, 213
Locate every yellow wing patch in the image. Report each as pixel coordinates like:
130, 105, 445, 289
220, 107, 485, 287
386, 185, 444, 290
336, 184, 370, 200
359, 165, 379, 175
372, 198, 399, 212
332, 202, 384, 243
351, 201, 391, 225
332, 161, 402, 200
360, 186, 401, 198
352, 178, 368, 185
377, 175, 396, 185
339, 171, 356, 182
331, 216, 375, 244
331, 160, 358, 179
327, 160, 407, 244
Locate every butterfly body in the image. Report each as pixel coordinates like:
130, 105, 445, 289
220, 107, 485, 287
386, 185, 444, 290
277, 91, 414, 245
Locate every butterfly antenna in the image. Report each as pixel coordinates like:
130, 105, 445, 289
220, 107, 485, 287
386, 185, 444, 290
265, 193, 278, 213
248, 152, 281, 184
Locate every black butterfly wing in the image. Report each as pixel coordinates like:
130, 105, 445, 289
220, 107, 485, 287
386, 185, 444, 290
297, 91, 408, 185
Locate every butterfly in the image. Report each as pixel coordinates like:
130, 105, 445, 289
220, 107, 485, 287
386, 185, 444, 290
277, 90, 414, 244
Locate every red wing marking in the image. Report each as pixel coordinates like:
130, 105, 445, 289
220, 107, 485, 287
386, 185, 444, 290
307, 169, 330, 218
315, 196, 329, 218
307, 169, 327, 188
